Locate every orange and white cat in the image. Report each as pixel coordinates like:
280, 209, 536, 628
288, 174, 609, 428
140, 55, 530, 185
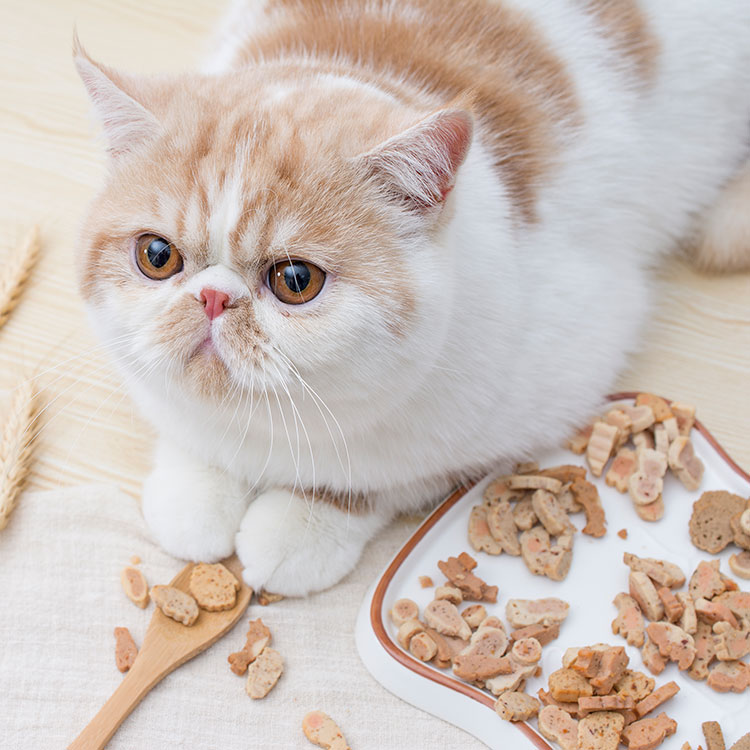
76, 0, 750, 595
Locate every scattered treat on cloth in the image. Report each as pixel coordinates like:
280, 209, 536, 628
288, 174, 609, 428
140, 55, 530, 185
113, 626, 138, 673
302, 710, 350, 750
228, 618, 272, 676
120, 565, 149, 609
246, 647, 283, 699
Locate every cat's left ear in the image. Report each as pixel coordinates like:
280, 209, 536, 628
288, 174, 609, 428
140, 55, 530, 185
357, 109, 473, 213
73, 32, 162, 158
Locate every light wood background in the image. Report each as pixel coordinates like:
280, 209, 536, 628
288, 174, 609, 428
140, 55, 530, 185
0, 0, 748, 503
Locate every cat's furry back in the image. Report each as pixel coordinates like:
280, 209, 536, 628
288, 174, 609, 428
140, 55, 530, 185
76, 0, 750, 595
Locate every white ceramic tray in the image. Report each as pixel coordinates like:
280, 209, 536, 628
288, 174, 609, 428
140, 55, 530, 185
356, 395, 750, 749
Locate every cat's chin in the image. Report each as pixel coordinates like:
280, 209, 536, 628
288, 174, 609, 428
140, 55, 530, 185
184, 345, 232, 399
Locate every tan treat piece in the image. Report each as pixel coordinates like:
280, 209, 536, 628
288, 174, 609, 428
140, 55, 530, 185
507, 474, 563, 493
130, 555, 141, 565
614, 670, 654, 701
150, 585, 199, 626
587, 647, 629, 695
538, 705, 578, 750
302, 711, 350, 750
437, 554, 497, 602
256, 589, 284, 606
520, 526, 552, 576
646, 622, 696, 670
633, 430, 655, 452
538, 689, 582, 718
567, 424, 593, 455
687, 620, 716, 681
629, 572, 665, 622
570, 478, 606, 537
577, 712, 624, 750
487, 501, 521, 555
577, 695, 635, 717
623, 554, 686, 589
676, 593, 698, 634
653, 424, 669, 456
621, 713, 677, 750
397, 619, 424, 649
606, 448, 637, 493
506, 597, 570, 628
188, 562, 240, 612
641, 636, 667, 676
512, 497, 538, 531
730, 512, 750, 551
706, 660, 750, 693
604, 408, 632, 448
468, 505, 503, 555
422, 626, 462, 669
689, 491, 747, 554
670, 401, 696, 435
389, 598, 420, 626
409, 631, 438, 661
622, 403, 656, 433
479, 615, 505, 630
245, 647, 283, 699
657, 587, 684, 623
532, 489, 572, 536
418, 575, 433, 588
635, 681, 679, 718
635, 393, 672, 422
228, 618, 272, 675
635, 498, 665, 522
730, 733, 750, 750
452, 626, 509, 681
729, 550, 750, 579
461, 604, 487, 630
701, 721, 726, 750
713, 621, 750, 661
114, 627, 138, 673
545, 531, 575, 582
424, 599, 472, 640
548, 668, 593, 703
511, 637, 542, 665
741, 508, 750, 535
484, 661, 538, 695
695, 598, 740, 630
510, 622, 560, 646
586, 421, 619, 477
612, 593, 645, 647
668, 437, 704, 491
628, 450, 667, 507
494, 691, 540, 722
689, 560, 726, 601
720, 590, 750, 624
435, 585, 463, 605
539, 464, 588, 483
120, 566, 149, 609
483, 474, 512, 504
662, 416, 679, 442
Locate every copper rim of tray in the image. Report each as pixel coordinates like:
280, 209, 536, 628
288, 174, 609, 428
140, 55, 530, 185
369, 392, 750, 748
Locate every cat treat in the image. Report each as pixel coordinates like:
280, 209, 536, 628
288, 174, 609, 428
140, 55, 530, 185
188, 562, 240, 611
245, 647, 284, 699
150, 585, 199, 626
302, 710, 350, 750
113, 626, 138, 673
120, 565, 149, 609
228, 618, 272, 676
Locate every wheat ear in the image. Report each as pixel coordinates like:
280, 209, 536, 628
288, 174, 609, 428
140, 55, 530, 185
0, 379, 38, 530
0, 226, 40, 331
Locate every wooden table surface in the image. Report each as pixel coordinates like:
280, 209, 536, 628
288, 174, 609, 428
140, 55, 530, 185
1, 0, 748, 501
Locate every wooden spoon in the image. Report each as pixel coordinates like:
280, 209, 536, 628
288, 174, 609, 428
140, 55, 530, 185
68, 555, 252, 750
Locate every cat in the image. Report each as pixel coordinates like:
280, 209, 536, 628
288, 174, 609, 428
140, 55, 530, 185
75, 0, 750, 596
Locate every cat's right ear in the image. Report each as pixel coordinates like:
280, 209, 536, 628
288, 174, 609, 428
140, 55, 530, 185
73, 32, 162, 158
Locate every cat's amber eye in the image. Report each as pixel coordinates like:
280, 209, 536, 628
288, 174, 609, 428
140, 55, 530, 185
135, 234, 184, 280
268, 259, 326, 305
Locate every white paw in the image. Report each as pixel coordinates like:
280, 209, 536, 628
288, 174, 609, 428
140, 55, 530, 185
235, 488, 386, 597
141, 439, 250, 562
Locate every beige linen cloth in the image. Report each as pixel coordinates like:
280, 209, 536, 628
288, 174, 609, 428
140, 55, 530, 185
0, 485, 484, 749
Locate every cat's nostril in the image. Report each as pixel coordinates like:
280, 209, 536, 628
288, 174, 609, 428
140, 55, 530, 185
199, 288, 230, 321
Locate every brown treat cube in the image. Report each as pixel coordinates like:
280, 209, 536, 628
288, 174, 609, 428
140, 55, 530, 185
657, 587, 684, 623
548, 667, 593, 703
701, 721, 726, 750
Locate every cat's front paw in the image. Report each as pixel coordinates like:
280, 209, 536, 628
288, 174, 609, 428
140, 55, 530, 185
235, 488, 386, 597
141, 440, 250, 562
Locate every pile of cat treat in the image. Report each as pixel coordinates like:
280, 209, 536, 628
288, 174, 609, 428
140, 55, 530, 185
386, 393, 750, 749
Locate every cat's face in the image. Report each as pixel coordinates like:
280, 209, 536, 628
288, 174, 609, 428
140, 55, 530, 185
76, 47, 472, 415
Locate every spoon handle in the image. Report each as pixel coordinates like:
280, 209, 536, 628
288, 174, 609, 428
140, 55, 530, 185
67, 650, 170, 750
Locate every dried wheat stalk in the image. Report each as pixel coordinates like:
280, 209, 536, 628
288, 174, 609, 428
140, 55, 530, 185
0, 379, 38, 530
0, 225, 40, 331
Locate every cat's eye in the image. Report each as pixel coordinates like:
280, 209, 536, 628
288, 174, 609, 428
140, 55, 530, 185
135, 234, 184, 280
268, 259, 326, 305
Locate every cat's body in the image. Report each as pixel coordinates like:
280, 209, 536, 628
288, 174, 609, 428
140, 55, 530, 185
76, 0, 750, 595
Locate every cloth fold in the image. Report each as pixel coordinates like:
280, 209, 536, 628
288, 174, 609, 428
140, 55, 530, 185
0, 485, 483, 749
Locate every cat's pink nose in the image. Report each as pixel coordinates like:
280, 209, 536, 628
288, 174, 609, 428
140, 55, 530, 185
200, 288, 230, 320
